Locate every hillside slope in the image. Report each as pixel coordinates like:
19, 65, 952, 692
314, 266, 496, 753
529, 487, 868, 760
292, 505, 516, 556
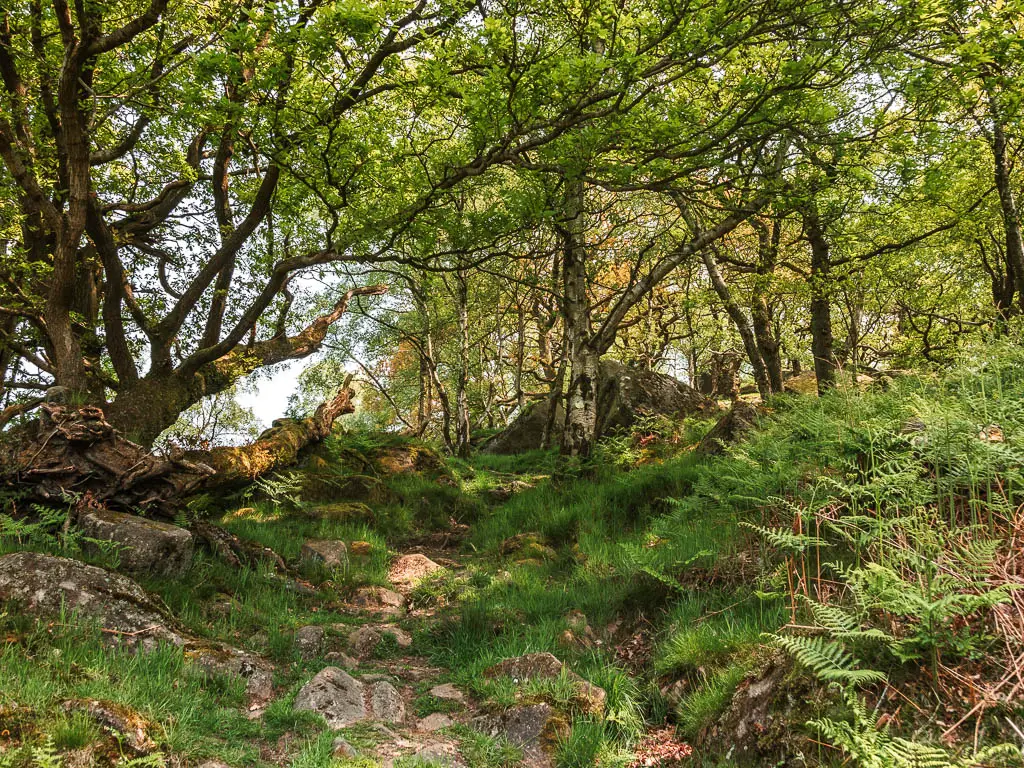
3, 350, 1024, 768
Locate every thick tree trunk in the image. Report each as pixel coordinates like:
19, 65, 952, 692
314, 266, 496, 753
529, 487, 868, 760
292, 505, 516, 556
185, 379, 355, 490
101, 284, 386, 446
563, 342, 600, 458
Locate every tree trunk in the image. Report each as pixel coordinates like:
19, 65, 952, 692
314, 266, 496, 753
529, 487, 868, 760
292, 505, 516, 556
752, 219, 784, 393
1, 382, 356, 516
455, 268, 471, 458
416, 354, 432, 437
806, 211, 837, 393
540, 337, 567, 450
701, 246, 772, 399
563, 342, 600, 458
988, 92, 1024, 314
559, 177, 599, 458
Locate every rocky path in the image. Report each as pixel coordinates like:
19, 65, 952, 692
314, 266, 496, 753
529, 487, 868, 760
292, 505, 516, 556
0, 522, 609, 768
284, 549, 588, 768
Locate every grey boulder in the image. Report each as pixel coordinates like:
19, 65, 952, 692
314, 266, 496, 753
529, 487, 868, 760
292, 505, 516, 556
0, 552, 183, 651
78, 508, 194, 577
294, 667, 368, 728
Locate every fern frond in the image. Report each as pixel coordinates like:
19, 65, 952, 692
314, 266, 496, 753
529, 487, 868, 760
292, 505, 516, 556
772, 634, 886, 685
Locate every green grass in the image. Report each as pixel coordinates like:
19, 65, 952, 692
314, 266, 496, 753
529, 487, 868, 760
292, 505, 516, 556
0, 615, 291, 766
674, 664, 748, 737
9, 347, 1024, 767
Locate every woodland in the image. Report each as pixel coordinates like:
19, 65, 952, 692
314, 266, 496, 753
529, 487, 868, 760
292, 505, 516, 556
1, 0, 1024, 767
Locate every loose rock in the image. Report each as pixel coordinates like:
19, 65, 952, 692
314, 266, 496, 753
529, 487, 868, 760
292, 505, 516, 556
301, 539, 348, 570
294, 667, 367, 728
388, 553, 444, 593
332, 737, 358, 759
350, 540, 373, 556
294, 625, 326, 660
428, 684, 466, 705
78, 509, 194, 577
348, 624, 413, 658
369, 680, 406, 722
350, 586, 406, 617
418, 713, 454, 732
410, 743, 465, 767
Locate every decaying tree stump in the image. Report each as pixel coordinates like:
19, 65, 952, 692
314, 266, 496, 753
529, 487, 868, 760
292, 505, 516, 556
0, 378, 356, 517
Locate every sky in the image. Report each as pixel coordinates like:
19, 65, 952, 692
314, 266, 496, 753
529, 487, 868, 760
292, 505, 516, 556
235, 359, 305, 428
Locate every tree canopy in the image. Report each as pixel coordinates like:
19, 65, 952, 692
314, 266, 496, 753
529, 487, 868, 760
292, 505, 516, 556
1, 0, 1023, 456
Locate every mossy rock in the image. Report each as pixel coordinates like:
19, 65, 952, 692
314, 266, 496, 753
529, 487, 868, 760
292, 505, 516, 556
372, 444, 455, 485
500, 532, 557, 561
306, 502, 375, 522
702, 651, 828, 766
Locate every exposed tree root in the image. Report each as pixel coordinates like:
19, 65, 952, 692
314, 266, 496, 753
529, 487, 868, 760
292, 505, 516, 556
0, 378, 355, 518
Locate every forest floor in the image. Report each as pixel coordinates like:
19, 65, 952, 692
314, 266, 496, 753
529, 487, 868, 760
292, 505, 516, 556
4, 350, 1024, 768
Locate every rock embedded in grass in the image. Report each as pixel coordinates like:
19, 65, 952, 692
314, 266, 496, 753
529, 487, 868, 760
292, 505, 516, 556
332, 737, 358, 759
300, 539, 349, 569
187, 645, 275, 703
484, 652, 606, 716
350, 540, 373, 556
306, 501, 375, 522
471, 702, 567, 768
294, 667, 368, 728
418, 712, 455, 732
78, 508, 194, 577
0, 552, 184, 651
498, 532, 556, 561
368, 680, 406, 722
349, 586, 406, 617
63, 699, 156, 755
428, 683, 466, 704
347, 624, 413, 657
412, 742, 465, 767
294, 624, 326, 659
388, 553, 444, 593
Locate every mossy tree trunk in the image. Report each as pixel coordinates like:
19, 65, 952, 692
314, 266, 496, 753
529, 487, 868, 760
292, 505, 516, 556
0, 381, 356, 516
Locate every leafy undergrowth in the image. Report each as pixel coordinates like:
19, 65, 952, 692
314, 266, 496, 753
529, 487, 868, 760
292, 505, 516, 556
4, 346, 1024, 767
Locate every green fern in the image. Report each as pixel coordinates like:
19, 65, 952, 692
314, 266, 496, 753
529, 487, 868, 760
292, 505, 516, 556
740, 521, 829, 553
772, 634, 886, 685
811, 688, 1022, 768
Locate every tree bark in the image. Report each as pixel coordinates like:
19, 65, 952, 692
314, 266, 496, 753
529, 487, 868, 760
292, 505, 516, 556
1, 381, 356, 516
103, 284, 386, 445
988, 90, 1024, 314
701, 246, 772, 400
559, 178, 599, 458
805, 210, 837, 393
751, 219, 784, 393
455, 267, 471, 458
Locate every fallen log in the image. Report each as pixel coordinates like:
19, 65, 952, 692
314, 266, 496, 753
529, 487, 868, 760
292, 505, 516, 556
184, 376, 355, 492
0, 378, 356, 517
